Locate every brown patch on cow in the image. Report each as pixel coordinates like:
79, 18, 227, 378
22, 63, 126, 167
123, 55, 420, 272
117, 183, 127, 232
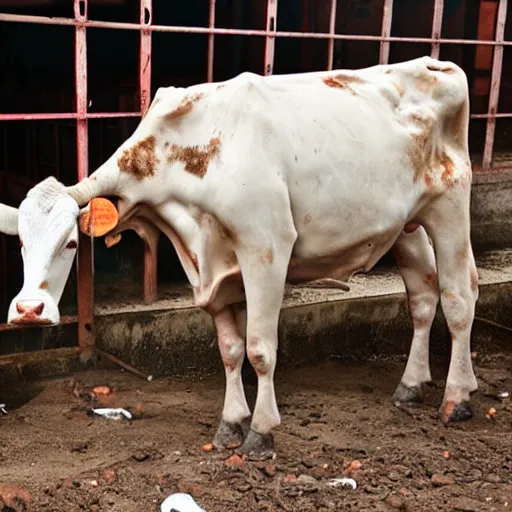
167, 137, 221, 179
304, 213, 312, 225
90, 175, 97, 182
424, 173, 433, 187
39, 280, 49, 290
442, 289, 457, 301
322, 74, 364, 95
166, 92, 204, 120
118, 135, 159, 180
225, 251, 237, 268
441, 154, 455, 186
423, 272, 439, 292
413, 73, 438, 94
408, 117, 436, 182
260, 249, 273, 265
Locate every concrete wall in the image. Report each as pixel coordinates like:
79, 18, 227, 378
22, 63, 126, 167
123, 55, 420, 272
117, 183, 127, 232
471, 171, 512, 251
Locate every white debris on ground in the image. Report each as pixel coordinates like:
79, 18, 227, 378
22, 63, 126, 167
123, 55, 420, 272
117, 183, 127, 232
90, 408, 133, 420
326, 477, 358, 490
161, 493, 206, 512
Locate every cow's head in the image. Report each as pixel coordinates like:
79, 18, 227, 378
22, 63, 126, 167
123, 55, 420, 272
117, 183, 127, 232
8, 177, 118, 326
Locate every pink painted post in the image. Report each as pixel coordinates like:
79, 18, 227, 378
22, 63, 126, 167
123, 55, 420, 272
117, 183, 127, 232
208, 0, 216, 82
140, 0, 152, 117
74, 0, 94, 357
139, 0, 157, 301
379, 0, 394, 64
264, 0, 278, 76
327, 0, 337, 70
482, 0, 508, 170
430, 0, 445, 59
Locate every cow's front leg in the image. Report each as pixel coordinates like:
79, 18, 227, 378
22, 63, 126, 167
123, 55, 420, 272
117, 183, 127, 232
236, 237, 295, 454
212, 307, 251, 449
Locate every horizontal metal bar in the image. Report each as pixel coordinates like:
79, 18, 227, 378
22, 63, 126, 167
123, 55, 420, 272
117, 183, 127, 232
0, 112, 141, 121
1, 13, 511, 46
471, 112, 512, 119
0, 315, 77, 332
0, 346, 80, 364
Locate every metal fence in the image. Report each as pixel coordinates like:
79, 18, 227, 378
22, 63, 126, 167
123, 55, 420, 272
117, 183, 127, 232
0, 0, 510, 350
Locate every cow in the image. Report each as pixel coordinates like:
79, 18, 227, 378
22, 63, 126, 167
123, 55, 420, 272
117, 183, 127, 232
8, 56, 479, 454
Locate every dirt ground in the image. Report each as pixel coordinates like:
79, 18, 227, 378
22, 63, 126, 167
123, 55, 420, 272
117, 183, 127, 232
1, 354, 511, 512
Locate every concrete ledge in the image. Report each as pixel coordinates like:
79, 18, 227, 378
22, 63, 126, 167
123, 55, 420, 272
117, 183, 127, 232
1, 250, 512, 382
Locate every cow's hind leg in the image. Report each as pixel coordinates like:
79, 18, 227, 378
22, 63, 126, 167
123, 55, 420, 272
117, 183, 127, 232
213, 306, 251, 448
392, 226, 439, 406
418, 189, 479, 423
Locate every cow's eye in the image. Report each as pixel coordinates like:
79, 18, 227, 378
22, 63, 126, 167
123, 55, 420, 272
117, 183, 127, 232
66, 240, 77, 249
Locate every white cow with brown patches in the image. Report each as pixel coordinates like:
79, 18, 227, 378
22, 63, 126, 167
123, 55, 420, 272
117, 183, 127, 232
8, 56, 479, 453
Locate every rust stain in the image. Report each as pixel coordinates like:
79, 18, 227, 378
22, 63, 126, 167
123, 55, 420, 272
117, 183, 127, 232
118, 135, 159, 180
167, 137, 221, 179
304, 213, 312, 225
39, 280, 49, 290
166, 92, 204, 120
441, 154, 454, 186
423, 272, 439, 292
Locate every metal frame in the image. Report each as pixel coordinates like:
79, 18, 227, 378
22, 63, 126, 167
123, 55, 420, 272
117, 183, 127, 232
0, 0, 510, 345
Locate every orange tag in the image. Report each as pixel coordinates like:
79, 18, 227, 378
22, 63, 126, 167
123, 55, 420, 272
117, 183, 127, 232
79, 197, 119, 237
105, 233, 122, 248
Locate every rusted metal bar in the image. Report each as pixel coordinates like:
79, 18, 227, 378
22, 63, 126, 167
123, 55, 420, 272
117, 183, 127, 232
379, 0, 394, 64
0, 112, 141, 121
207, 0, 216, 82
94, 346, 153, 381
264, 0, 278, 76
326, 0, 337, 70
430, 0, 445, 59
74, 0, 94, 359
140, 0, 152, 117
1, 12, 512, 46
143, 240, 158, 303
472, 112, 512, 119
0, 346, 80, 365
482, 0, 508, 170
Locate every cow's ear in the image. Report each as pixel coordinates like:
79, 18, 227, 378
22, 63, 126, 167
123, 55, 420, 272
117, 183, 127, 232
79, 197, 119, 237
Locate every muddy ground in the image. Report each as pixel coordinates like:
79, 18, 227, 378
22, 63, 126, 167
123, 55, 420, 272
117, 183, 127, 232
1, 354, 511, 512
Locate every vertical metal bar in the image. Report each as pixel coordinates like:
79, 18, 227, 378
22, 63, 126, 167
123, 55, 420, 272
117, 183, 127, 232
379, 0, 394, 64
75, 0, 94, 357
207, 0, 216, 82
327, 0, 337, 70
264, 0, 278, 76
140, 0, 152, 117
139, 0, 157, 301
430, 0, 445, 59
482, 0, 508, 170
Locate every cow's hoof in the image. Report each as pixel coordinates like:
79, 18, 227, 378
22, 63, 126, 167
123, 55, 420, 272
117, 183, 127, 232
213, 419, 250, 449
440, 400, 473, 423
239, 429, 274, 454
392, 382, 423, 407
